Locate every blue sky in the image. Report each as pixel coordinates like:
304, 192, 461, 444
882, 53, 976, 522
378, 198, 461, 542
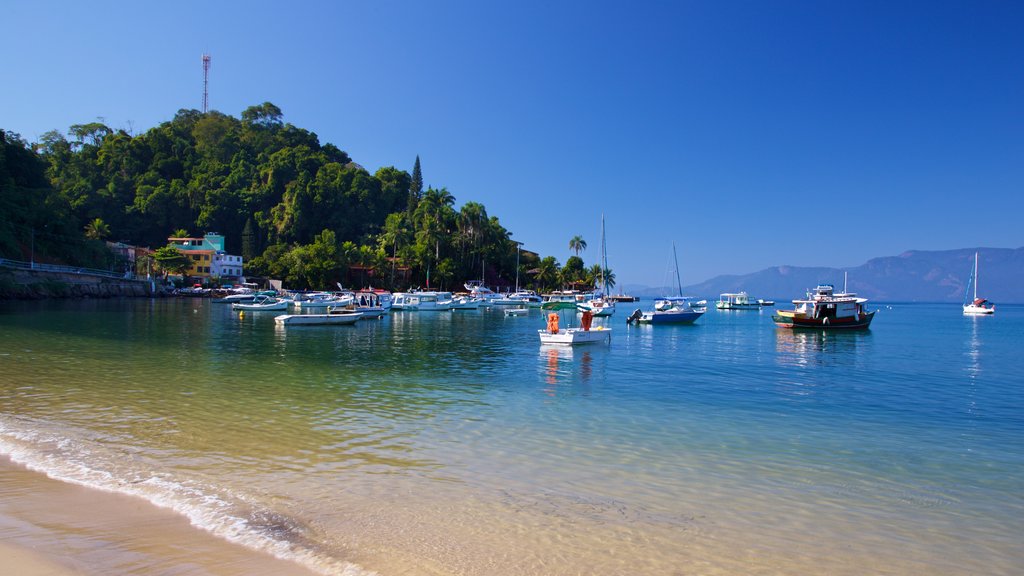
3, 1, 1022, 287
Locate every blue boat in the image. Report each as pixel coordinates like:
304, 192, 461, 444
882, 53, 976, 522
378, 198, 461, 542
626, 242, 706, 325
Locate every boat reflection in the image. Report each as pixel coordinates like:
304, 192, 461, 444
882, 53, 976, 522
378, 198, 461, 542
774, 328, 871, 368
539, 345, 594, 397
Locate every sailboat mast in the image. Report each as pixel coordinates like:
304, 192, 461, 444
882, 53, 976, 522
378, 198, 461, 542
974, 252, 979, 300
672, 242, 682, 297
600, 215, 608, 294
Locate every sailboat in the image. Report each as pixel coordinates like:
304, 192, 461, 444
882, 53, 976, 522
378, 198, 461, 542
626, 242, 706, 325
578, 215, 616, 317
963, 252, 995, 315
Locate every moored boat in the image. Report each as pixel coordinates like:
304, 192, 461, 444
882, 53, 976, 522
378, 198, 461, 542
626, 242, 705, 325
772, 284, 875, 329
962, 252, 995, 315
715, 292, 760, 310
231, 294, 288, 311
274, 310, 363, 326
538, 309, 611, 345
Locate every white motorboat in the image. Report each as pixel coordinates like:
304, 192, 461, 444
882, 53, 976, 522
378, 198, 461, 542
451, 296, 483, 310
538, 326, 611, 345
232, 295, 288, 311
504, 307, 529, 317
274, 311, 363, 326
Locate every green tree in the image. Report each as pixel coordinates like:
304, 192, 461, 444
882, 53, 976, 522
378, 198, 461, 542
409, 155, 423, 210
569, 235, 587, 257
84, 217, 110, 240
535, 256, 560, 292
151, 245, 190, 281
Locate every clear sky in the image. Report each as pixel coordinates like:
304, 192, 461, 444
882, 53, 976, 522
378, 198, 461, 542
3, 1, 1022, 287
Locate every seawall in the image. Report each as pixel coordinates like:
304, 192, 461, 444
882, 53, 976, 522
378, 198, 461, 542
0, 268, 158, 300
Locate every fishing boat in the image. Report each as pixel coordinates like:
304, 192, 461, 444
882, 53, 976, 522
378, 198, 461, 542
627, 242, 705, 325
715, 292, 760, 310
538, 307, 611, 345
231, 294, 288, 311
772, 284, 875, 329
274, 310, 363, 326
962, 252, 995, 315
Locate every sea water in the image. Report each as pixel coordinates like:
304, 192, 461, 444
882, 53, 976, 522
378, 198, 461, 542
0, 298, 1021, 575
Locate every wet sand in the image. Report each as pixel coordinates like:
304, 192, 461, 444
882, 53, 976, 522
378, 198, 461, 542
0, 456, 321, 576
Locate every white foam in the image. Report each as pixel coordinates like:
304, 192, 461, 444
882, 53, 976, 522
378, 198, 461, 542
0, 416, 376, 576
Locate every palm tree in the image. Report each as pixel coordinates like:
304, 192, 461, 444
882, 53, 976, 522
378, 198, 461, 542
569, 235, 587, 257
84, 218, 110, 240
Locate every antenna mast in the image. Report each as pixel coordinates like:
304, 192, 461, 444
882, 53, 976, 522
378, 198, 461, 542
201, 53, 211, 113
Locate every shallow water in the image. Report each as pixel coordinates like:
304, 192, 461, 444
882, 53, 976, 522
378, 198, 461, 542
1, 299, 1021, 575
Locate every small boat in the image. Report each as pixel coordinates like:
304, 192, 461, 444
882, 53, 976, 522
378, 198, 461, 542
757, 299, 775, 307
451, 296, 484, 310
577, 296, 616, 317
232, 294, 288, 311
538, 308, 611, 345
391, 291, 454, 311
608, 294, 638, 303
504, 307, 529, 317
290, 292, 344, 309
628, 297, 706, 325
274, 311, 363, 326
962, 252, 995, 315
715, 292, 760, 310
627, 242, 705, 325
772, 284, 875, 329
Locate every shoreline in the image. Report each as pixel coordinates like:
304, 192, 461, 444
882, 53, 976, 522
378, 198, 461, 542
0, 456, 322, 576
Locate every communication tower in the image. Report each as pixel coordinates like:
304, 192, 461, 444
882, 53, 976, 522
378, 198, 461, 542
202, 53, 211, 113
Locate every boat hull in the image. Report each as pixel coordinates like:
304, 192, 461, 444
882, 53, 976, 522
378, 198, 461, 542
963, 305, 995, 315
538, 328, 611, 345
772, 310, 875, 330
232, 301, 288, 311
274, 312, 362, 326
638, 310, 704, 324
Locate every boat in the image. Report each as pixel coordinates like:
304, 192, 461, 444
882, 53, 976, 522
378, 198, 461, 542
274, 310, 363, 326
772, 284, 875, 329
962, 252, 995, 315
464, 280, 499, 302
757, 299, 775, 307
626, 243, 705, 325
538, 307, 611, 345
231, 294, 288, 311
391, 291, 454, 311
578, 215, 616, 317
715, 292, 760, 310
504, 307, 529, 317
608, 294, 638, 303
491, 290, 544, 307
291, 292, 353, 310
451, 295, 484, 310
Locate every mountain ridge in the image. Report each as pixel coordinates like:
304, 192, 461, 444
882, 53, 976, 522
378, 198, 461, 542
618, 247, 1024, 303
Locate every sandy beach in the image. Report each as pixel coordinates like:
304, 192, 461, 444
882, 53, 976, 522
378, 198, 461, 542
0, 457, 320, 576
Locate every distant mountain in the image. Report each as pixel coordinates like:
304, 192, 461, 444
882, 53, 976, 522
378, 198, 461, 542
621, 247, 1024, 303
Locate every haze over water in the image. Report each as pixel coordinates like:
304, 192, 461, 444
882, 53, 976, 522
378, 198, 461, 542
1, 298, 1021, 575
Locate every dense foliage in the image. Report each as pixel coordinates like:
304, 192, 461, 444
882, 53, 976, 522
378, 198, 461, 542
1, 104, 613, 291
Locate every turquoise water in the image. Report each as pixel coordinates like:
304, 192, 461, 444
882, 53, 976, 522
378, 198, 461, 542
0, 299, 1021, 575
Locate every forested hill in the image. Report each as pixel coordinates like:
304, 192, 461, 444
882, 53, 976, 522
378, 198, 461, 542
673, 247, 1024, 303
1, 103, 569, 291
